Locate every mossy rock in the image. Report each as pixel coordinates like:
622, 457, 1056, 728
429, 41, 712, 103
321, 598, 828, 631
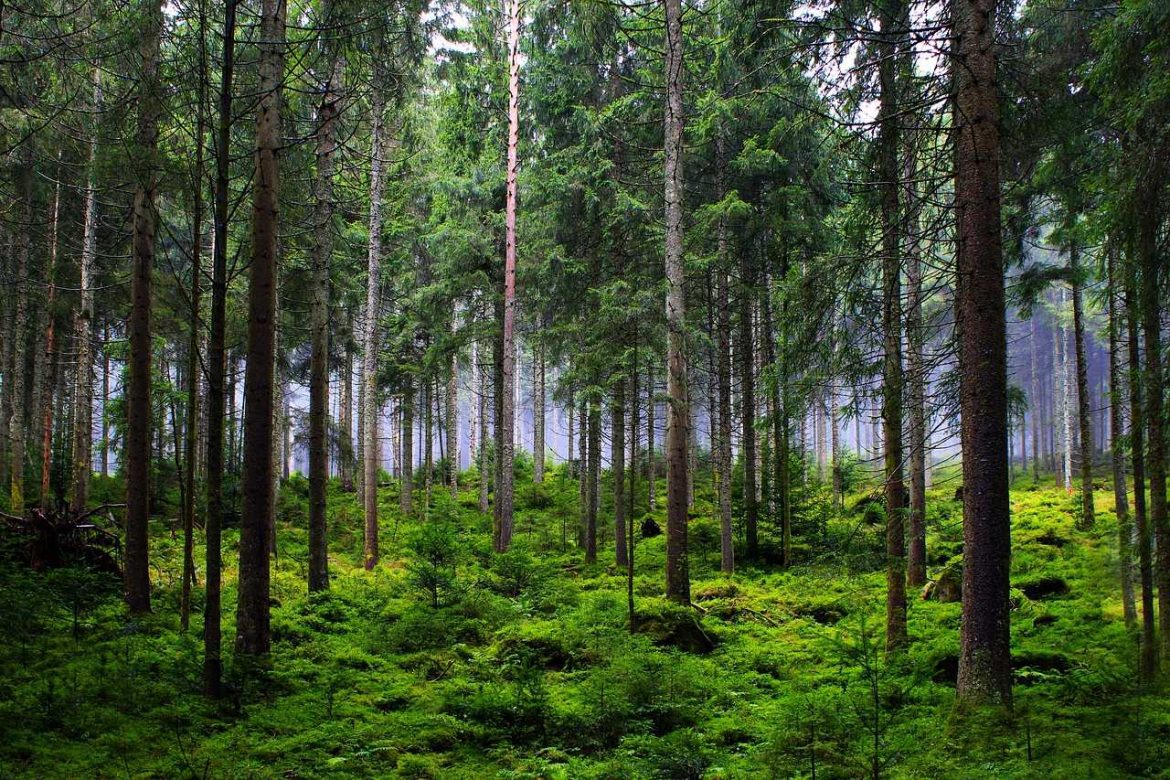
922, 556, 963, 603
791, 601, 847, 625
635, 602, 717, 653
692, 581, 740, 601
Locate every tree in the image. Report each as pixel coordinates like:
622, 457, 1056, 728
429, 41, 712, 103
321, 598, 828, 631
953, 0, 1012, 706
124, 0, 165, 615
236, 0, 286, 658
662, 0, 689, 604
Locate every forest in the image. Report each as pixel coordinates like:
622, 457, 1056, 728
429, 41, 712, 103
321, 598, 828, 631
0, 0, 1168, 776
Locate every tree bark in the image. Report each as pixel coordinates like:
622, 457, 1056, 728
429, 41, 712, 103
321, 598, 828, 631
36, 158, 63, 510
585, 397, 600, 563
738, 285, 758, 560
1069, 239, 1094, 528
1106, 246, 1136, 628
953, 0, 1012, 706
495, 0, 521, 552
905, 140, 927, 589
236, 0, 285, 657
715, 136, 733, 574
124, 0, 164, 614
364, 98, 388, 570
613, 374, 627, 567
309, 4, 342, 590
663, 0, 689, 604
533, 343, 545, 483
203, 0, 235, 697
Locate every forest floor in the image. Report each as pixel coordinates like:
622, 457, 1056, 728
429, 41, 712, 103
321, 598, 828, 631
1, 464, 1167, 779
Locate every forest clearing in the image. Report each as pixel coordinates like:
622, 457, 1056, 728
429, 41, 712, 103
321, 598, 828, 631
1, 0, 1169, 777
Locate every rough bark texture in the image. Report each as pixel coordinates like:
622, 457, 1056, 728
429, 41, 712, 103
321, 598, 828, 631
905, 140, 927, 589
663, 0, 689, 604
124, 0, 164, 614
363, 100, 388, 570
36, 162, 62, 511
585, 399, 600, 563
494, 0, 521, 553
236, 0, 285, 657
309, 10, 342, 591
953, 0, 1012, 707
401, 378, 415, 515
204, 0, 235, 696
447, 330, 458, 497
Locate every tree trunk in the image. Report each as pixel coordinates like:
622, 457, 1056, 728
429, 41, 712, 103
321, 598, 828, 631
585, 398, 600, 563
663, 0, 689, 604
124, 0, 164, 614
953, 0, 1012, 706
715, 136, 733, 574
70, 68, 101, 512
236, 0, 285, 657
1126, 263, 1158, 680
477, 342, 489, 513
647, 362, 656, 511
533, 343, 545, 483
906, 143, 927, 589
447, 328, 458, 497
364, 99, 388, 570
1137, 189, 1169, 666
1106, 246, 1136, 628
1069, 240, 1094, 528
878, 0, 908, 652
36, 158, 63, 511
739, 286, 758, 560
181, 23, 208, 626
401, 378, 414, 515
309, 9, 342, 590
613, 374, 627, 567
203, 0, 235, 697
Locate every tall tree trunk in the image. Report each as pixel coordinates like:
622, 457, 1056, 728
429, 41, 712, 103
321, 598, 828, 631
738, 286, 759, 560
124, 0, 164, 614
905, 140, 927, 589
401, 378, 415, 515
9, 153, 33, 515
647, 362, 656, 511
662, 0, 689, 604
1137, 188, 1169, 665
878, 0, 908, 652
309, 6, 342, 590
70, 67, 101, 512
447, 329, 458, 497
533, 343, 545, 483
585, 397, 600, 563
363, 98, 388, 569
953, 0, 1011, 706
493, 0, 521, 552
1030, 317, 1040, 481
613, 374, 627, 567
1106, 246, 1136, 628
236, 0, 285, 657
203, 0, 235, 694
715, 136, 733, 574
101, 326, 110, 477
341, 336, 353, 489
36, 158, 63, 510
1069, 239, 1094, 528
1126, 264, 1157, 680
477, 343, 488, 513
181, 18, 208, 627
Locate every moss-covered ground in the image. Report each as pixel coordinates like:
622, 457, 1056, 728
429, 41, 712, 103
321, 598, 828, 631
1, 463, 1166, 778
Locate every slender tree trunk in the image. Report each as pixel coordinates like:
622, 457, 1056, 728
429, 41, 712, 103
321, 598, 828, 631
1126, 264, 1157, 680
124, 0, 164, 614
477, 342, 489, 513
36, 158, 63, 511
577, 398, 587, 547
181, 20, 208, 627
613, 375, 627, 567
585, 398, 600, 563
363, 99, 388, 569
953, 0, 1011, 706
1069, 239, 1094, 528
206, 26, 233, 675
1137, 191, 1169, 665
1106, 246, 1136, 628
663, 0, 689, 603
533, 343, 545, 483
739, 286, 758, 560
715, 137, 733, 573
101, 326, 110, 477
8, 153, 32, 515
878, 0, 908, 652
309, 9, 342, 590
236, 0, 285, 657
70, 68, 101, 512
447, 327, 458, 497
1030, 317, 1040, 481
341, 336, 353, 489
906, 142, 927, 589
493, 0, 521, 552
647, 362, 656, 511
401, 378, 415, 515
